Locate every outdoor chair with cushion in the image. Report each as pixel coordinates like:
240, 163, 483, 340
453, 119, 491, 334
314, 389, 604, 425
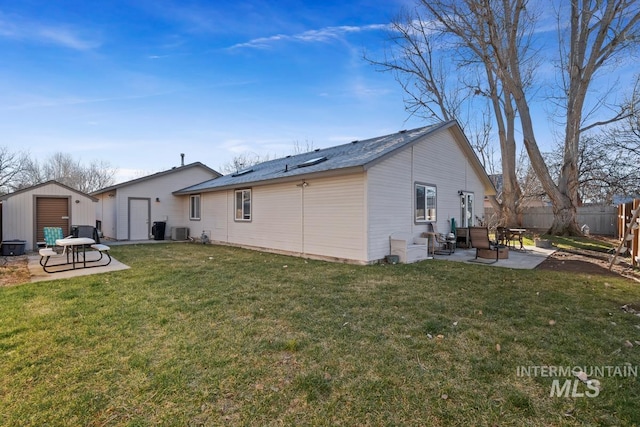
469, 226, 506, 262
427, 222, 456, 255
72, 225, 111, 262
73, 225, 101, 243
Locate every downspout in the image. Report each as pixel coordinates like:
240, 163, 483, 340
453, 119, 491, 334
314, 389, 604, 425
301, 184, 305, 255
411, 145, 417, 232
297, 180, 308, 255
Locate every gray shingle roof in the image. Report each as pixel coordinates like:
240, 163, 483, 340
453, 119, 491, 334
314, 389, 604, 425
92, 162, 220, 196
174, 121, 453, 194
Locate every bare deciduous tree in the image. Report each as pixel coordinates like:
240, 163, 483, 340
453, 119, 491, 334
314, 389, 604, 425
367, 4, 525, 225
376, 0, 639, 235
292, 139, 316, 155
18, 152, 116, 193
549, 0, 640, 232
219, 140, 316, 175
0, 147, 30, 195
368, 10, 463, 122
219, 152, 272, 175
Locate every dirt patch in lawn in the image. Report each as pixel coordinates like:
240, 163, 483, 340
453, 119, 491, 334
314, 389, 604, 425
536, 247, 640, 282
0, 255, 31, 287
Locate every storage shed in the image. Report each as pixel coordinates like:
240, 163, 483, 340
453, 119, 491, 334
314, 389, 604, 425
0, 180, 98, 251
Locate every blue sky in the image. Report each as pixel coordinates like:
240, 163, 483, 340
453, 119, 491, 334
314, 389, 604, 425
1, 0, 429, 182
1, 1, 636, 184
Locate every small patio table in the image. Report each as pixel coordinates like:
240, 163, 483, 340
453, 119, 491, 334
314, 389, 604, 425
508, 228, 527, 250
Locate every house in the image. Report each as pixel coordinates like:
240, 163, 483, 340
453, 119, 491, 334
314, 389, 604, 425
174, 120, 496, 264
91, 161, 220, 241
0, 180, 98, 251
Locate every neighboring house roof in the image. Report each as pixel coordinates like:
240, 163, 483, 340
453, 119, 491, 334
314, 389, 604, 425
175, 120, 496, 196
91, 162, 221, 196
613, 194, 640, 205
0, 180, 98, 201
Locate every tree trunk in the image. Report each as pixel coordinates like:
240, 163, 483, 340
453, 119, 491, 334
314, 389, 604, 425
485, 65, 521, 227
548, 198, 581, 235
510, 89, 581, 235
500, 189, 520, 226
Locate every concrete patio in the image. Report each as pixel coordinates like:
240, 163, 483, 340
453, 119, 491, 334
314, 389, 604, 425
27, 251, 130, 283
26, 239, 188, 282
431, 244, 556, 269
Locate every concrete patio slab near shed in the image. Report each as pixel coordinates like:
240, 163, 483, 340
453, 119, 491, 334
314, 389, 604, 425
28, 254, 130, 282
432, 245, 556, 269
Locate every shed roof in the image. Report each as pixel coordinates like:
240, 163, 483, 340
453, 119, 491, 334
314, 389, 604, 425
91, 162, 220, 196
174, 120, 496, 195
0, 180, 98, 201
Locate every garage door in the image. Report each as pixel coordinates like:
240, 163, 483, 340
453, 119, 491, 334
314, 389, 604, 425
36, 197, 70, 243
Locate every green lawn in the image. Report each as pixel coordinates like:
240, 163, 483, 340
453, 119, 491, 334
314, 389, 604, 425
538, 235, 615, 254
1, 244, 639, 426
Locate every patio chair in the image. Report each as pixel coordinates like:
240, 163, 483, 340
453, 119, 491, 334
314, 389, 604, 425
43, 227, 66, 253
72, 225, 111, 263
469, 226, 503, 262
427, 222, 456, 254
496, 226, 510, 246
40, 227, 69, 267
73, 225, 101, 243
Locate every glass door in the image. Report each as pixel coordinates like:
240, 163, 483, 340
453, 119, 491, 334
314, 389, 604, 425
460, 192, 474, 228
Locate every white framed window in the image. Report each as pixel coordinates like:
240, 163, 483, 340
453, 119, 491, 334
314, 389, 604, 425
460, 192, 474, 227
189, 195, 201, 220
415, 183, 436, 222
235, 189, 251, 221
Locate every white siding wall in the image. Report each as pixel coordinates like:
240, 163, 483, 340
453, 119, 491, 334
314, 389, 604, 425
199, 191, 226, 242
112, 168, 216, 240
95, 193, 117, 240
2, 182, 96, 251
226, 182, 303, 253
367, 128, 487, 261
303, 173, 366, 261
70, 197, 98, 233
366, 149, 414, 260
197, 173, 367, 262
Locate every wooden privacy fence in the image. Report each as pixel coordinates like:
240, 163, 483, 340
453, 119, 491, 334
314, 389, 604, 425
485, 205, 618, 235
615, 199, 639, 268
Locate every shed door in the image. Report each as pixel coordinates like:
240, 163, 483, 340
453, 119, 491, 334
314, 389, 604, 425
36, 197, 70, 243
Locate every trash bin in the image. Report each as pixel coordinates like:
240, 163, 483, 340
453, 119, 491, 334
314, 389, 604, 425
1, 240, 26, 256
151, 221, 166, 240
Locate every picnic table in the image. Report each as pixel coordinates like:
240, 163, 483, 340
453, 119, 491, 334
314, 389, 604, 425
39, 237, 111, 273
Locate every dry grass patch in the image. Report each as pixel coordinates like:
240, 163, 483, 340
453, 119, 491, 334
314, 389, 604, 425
0, 256, 30, 287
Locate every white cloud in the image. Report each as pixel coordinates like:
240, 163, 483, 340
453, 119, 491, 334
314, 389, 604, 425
35, 26, 99, 50
0, 12, 99, 50
2, 91, 178, 112
228, 23, 389, 50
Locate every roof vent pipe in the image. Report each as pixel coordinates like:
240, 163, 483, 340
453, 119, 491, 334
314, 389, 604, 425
180, 153, 185, 166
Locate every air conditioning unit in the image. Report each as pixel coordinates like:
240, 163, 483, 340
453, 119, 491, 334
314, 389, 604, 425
171, 227, 189, 241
